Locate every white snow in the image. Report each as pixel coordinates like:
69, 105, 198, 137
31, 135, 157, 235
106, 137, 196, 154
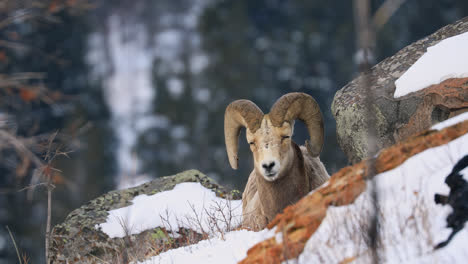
354, 48, 376, 66
171, 125, 188, 140
156, 30, 182, 50
293, 116, 468, 263
431, 111, 468, 131
135, 115, 171, 131
167, 78, 185, 99
190, 54, 209, 74
87, 15, 156, 187
138, 229, 275, 264
394, 32, 468, 98
194, 88, 211, 103
96, 182, 242, 238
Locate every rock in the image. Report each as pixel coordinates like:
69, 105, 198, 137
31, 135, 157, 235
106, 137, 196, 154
434, 154, 468, 249
49, 169, 241, 264
332, 17, 468, 164
239, 120, 468, 264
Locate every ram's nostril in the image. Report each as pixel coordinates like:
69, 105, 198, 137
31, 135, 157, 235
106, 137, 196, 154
262, 162, 275, 171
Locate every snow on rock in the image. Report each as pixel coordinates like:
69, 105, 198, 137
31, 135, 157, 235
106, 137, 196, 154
297, 134, 468, 263
138, 229, 275, 264
96, 182, 242, 238
394, 32, 468, 98
293, 120, 468, 263
432, 112, 468, 131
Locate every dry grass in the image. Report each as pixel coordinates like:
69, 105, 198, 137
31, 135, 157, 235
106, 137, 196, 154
104, 197, 242, 263
297, 173, 441, 264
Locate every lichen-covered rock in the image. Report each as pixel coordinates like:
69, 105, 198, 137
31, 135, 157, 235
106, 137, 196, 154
49, 169, 241, 264
332, 17, 468, 164
240, 120, 468, 264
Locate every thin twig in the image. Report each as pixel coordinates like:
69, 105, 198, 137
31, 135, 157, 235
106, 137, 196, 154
0, 130, 44, 168
6, 226, 23, 264
0, 10, 37, 30
45, 182, 55, 264
373, 0, 406, 31
17, 182, 49, 192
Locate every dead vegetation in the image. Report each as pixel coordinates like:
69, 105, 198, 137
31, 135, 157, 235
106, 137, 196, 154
99, 197, 242, 263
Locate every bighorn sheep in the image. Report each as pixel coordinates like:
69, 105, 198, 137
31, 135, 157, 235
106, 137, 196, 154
224, 92, 329, 230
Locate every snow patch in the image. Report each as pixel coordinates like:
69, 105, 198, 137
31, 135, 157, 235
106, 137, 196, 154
190, 54, 209, 74
87, 15, 156, 187
171, 125, 188, 140
138, 229, 275, 264
431, 112, 468, 131
394, 32, 468, 98
96, 182, 242, 238
167, 78, 185, 99
194, 88, 211, 103
156, 30, 182, 50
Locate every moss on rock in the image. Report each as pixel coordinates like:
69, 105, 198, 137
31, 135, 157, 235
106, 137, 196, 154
49, 169, 241, 263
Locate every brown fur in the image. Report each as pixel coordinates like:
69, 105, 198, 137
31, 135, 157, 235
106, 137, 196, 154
242, 142, 329, 230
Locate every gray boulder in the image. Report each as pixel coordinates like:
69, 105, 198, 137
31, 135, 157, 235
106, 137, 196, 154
332, 17, 468, 164
49, 170, 241, 263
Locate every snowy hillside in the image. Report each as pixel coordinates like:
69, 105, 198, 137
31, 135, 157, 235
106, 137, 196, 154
295, 113, 468, 263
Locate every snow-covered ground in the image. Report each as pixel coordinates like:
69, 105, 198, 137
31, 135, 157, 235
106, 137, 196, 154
296, 134, 468, 263
139, 229, 275, 264
96, 182, 242, 238
124, 114, 468, 264
394, 31, 468, 98
293, 114, 468, 263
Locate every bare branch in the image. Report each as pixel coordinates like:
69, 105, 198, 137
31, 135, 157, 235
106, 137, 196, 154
6, 226, 23, 264
0, 130, 44, 168
373, 0, 406, 31
0, 9, 37, 30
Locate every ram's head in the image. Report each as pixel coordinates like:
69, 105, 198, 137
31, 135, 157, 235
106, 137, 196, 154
224, 92, 324, 182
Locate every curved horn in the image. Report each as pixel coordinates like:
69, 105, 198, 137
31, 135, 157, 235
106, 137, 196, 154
224, 100, 264, 169
269, 92, 324, 157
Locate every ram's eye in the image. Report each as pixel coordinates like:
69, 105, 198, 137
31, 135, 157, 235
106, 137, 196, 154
281, 135, 290, 140
249, 141, 255, 145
